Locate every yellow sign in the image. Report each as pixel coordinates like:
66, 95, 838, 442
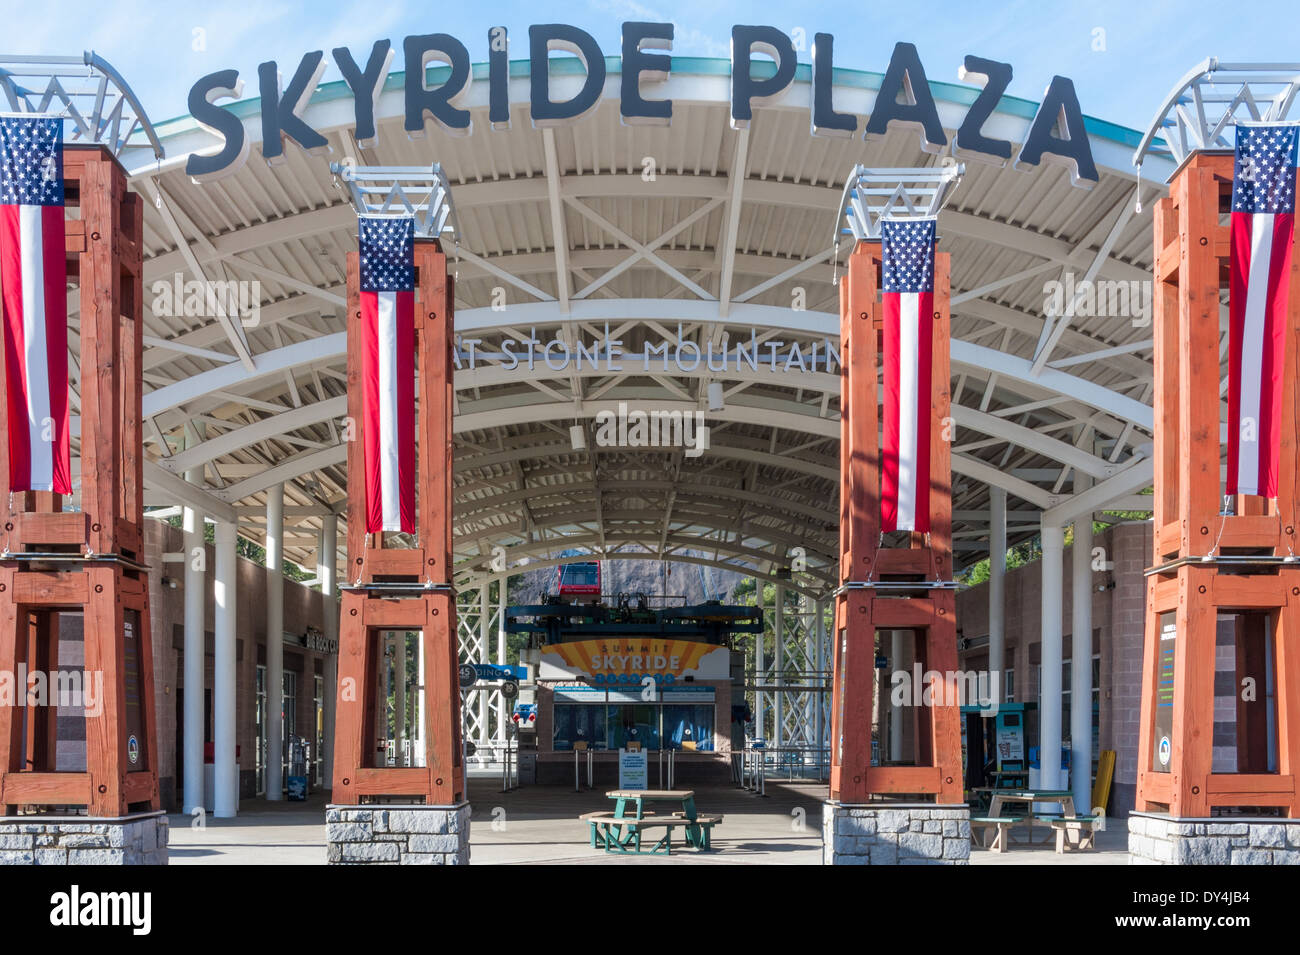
539, 638, 730, 685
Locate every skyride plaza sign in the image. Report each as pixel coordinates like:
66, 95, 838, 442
185, 23, 1100, 188
539, 638, 731, 685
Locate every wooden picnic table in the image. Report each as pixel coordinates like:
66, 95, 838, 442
596, 789, 717, 852
606, 789, 697, 822
987, 789, 1075, 846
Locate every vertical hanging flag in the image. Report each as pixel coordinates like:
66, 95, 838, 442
359, 215, 416, 533
0, 115, 71, 495
881, 217, 936, 533
1227, 122, 1297, 499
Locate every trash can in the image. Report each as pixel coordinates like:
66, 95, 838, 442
517, 751, 537, 785
287, 736, 309, 801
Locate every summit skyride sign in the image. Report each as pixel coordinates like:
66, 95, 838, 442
185, 23, 1100, 188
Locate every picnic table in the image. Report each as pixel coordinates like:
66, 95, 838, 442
583, 789, 722, 854
971, 789, 1076, 852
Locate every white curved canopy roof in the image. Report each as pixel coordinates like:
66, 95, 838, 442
111, 57, 1172, 597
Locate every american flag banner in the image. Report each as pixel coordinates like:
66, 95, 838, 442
0, 115, 71, 495
359, 215, 416, 533
1227, 122, 1298, 498
880, 217, 936, 533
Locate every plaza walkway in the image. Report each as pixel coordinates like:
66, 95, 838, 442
166, 777, 1130, 865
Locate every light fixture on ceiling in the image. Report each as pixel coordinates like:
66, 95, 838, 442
570, 423, 587, 451
707, 381, 724, 412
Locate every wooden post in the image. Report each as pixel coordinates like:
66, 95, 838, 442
332, 239, 464, 805
829, 240, 963, 805
1138, 152, 1300, 818
0, 145, 159, 816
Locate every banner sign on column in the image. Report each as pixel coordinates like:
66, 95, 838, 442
880, 216, 936, 533
359, 215, 416, 532
0, 116, 71, 495
1227, 122, 1297, 499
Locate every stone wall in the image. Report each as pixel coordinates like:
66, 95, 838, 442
1128, 812, 1300, 864
0, 813, 168, 865
823, 803, 970, 865
326, 803, 471, 864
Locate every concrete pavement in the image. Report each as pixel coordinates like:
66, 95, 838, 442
166, 777, 1129, 865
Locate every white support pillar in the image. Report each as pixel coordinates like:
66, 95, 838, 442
478, 585, 490, 750
182, 469, 206, 815
395, 629, 407, 764
774, 584, 785, 749
754, 579, 765, 743
814, 598, 827, 753
1071, 477, 1095, 811
319, 514, 338, 787
890, 630, 906, 761
1039, 521, 1065, 792
213, 519, 239, 818
989, 487, 1007, 705
264, 483, 284, 800
496, 578, 508, 746
416, 622, 427, 767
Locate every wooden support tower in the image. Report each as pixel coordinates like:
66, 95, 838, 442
0, 145, 160, 816
331, 239, 464, 805
829, 240, 963, 805
1137, 152, 1300, 817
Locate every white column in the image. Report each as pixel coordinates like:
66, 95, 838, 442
774, 584, 784, 749
182, 469, 206, 815
890, 630, 906, 761
496, 578, 508, 746
416, 624, 427, 767
754, 580, 765, 743
213, 519, 239, 818
264, 483, 284, 800
1071, 477, 1095, 811
395, 630, 407, 764
814, 598, 827, 753
319, 514, 338, 787
1039, 521, 1065, 792
988, 487, 1007, 704
478, 585, 490, 750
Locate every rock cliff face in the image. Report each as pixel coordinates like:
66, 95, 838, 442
506, 556, 746, 606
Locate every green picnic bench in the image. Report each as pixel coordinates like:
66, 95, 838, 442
580, 789, 723, 855
969, 815, 1025, 853
584, 811, 723, 854
1038, 814, 1100, 852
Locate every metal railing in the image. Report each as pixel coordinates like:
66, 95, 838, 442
733, 745, 831, 792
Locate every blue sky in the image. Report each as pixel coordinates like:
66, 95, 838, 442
10, 0, 1297, 132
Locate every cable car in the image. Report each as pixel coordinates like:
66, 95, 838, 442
557, 561, 601, 599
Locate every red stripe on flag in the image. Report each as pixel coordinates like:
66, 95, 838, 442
42, 204, 70, 496
881, 291, 934, 533
393, 290, 415, 533
913, 290, 934, 533
360, 290, 383, 533
881, 291, 902, 531
1228, 211, 1295, 497
0, 203, 69, 494
0, 203, 33, 489
1258, 214, 1294, 499
360, 289, 416, 534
